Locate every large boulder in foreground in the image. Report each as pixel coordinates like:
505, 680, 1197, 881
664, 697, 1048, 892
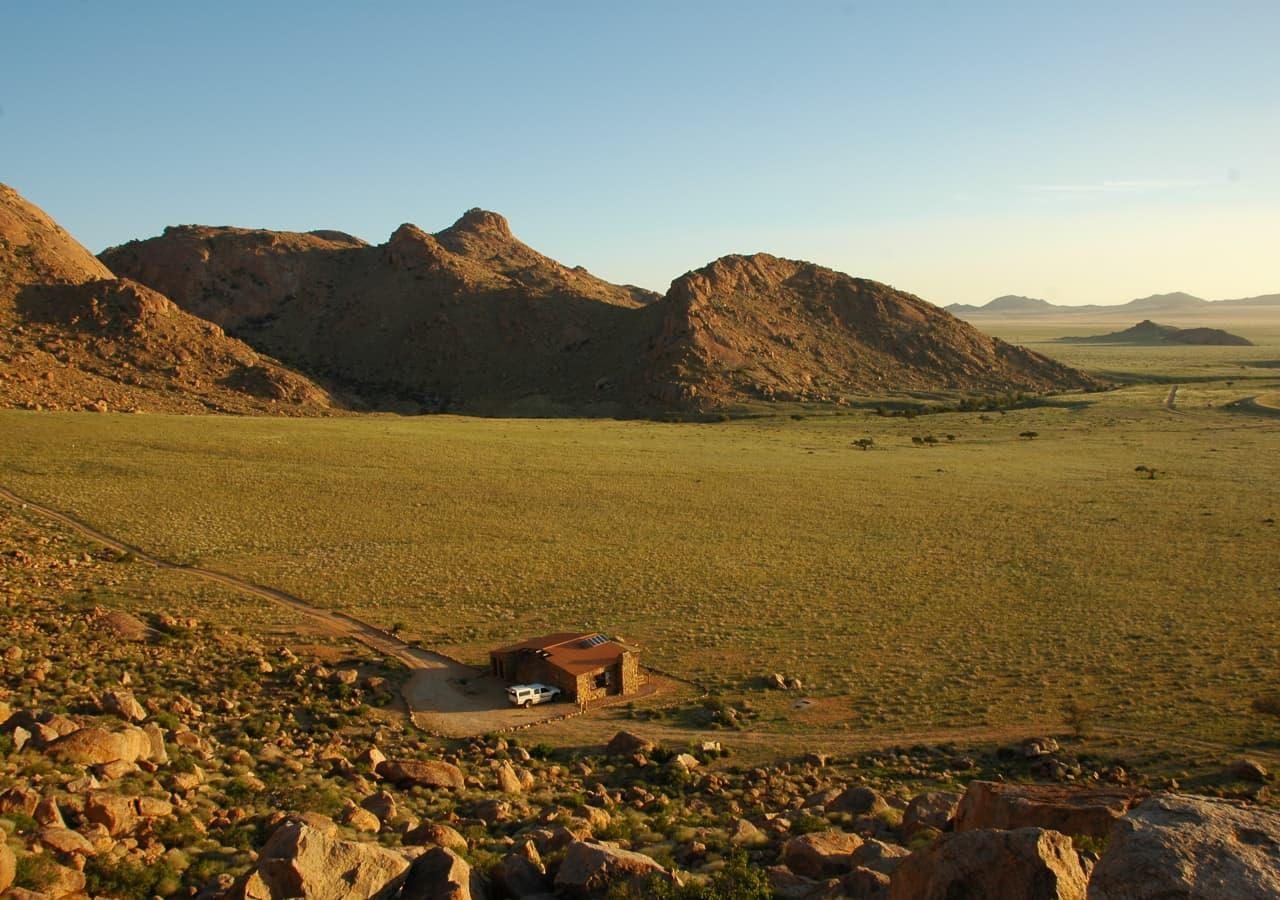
554, 840, 676, 897
888, 827, 1088, 900
954, 780, 1146, 839
238, 821, 415, 899
1087, 793, 1280, 899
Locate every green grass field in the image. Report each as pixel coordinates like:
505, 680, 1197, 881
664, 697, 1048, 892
1, 324, 1278, 751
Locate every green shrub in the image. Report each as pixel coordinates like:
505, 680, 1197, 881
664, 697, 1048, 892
15, 852, 63, 891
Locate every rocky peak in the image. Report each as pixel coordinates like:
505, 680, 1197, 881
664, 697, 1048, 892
385, 223, 451, 270
447, 207, 513, 238
667, 253, 804, 307
435, 208, 520, 258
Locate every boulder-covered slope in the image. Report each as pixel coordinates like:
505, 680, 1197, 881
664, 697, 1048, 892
102, 213, 1097, 414
0, 184, 335, 415
645, 254, 1097, 407
102, 210, 662, 414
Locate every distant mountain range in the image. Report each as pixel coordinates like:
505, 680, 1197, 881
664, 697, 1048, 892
947, 292, 1280, 317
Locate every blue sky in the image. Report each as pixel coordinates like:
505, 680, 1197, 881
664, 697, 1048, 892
3, 1, 1277, 304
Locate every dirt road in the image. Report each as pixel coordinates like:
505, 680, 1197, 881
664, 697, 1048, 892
4, 483, 1278, 765
0, 483, 546, 736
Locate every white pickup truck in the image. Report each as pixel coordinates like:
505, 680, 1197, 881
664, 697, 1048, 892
507, 683, 561, 708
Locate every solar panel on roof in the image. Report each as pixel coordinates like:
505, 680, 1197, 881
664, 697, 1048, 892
579, 634, 609, 648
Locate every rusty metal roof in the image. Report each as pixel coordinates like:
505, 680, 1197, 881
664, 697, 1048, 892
492, 631, 634, 676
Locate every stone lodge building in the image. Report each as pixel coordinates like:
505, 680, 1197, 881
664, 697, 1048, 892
489, 632, 643, 704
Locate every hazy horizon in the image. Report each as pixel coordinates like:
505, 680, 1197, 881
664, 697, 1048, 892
4, 1, 1277, 306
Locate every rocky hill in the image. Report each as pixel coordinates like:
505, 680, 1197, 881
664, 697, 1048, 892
645, 255, 1096, 407
0, 184, 336, 415
1056, 320, 1253, 347
102, 216, 1095, 414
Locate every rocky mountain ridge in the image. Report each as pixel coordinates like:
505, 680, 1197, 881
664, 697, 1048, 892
100, 210, 1097, 415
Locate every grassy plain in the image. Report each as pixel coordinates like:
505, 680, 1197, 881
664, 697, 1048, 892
1, 316, 1278, 754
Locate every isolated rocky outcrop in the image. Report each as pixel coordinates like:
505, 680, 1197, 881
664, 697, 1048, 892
954, 780, 1146, 839
1058, 319, 1253, 346
0, 182, 335, 414
888, 827, 1089, 900
1087, 794, 1280, 899
102, 210, 1096, 415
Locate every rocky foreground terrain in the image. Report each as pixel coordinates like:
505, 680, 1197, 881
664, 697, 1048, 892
1, 502, 1278, 898
0, 185, 335, 416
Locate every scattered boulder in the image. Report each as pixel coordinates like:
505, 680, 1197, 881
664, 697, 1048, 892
496, 760, 524, 794
0, 786, 39, 816
782, 829, 863, 879
844, 865, 893, 899
670, 752, 701, 772
38, 826, 96, 856
830, 785, 891, 817
902, 791, 961, 839
491, 843, 548, 898
850, 839, 910, 875
239, 821, 414, 899
1021, 736, 1061, 758
376, 758, 465, 790
1225, 758, 1270, 783
341, 801, 382, 834
888, 827, 1088, 900
142, 722, 168, 764
33, 796, 66, 828
1087, 793, 1280, 899
554, 840, 676, 897
93, 609, 155, 642
46, 725, 150, 766
400, 846, 484, 900
84, 792, 137, 836
729, 817, 768, 847
404, 822, 468, 854
101, 689, 147, 722
135, 796, 173, 818
360, 791, 398, 823
954, 780, 1146, 839
605, 731, 654, 757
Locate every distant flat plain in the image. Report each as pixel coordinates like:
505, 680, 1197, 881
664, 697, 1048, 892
1, 311, 1277, 752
